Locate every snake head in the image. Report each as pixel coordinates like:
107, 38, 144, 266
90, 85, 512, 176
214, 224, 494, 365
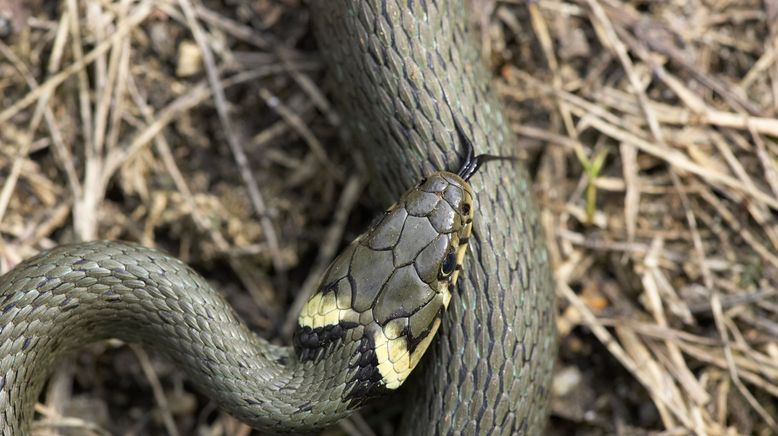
295, 171, 475, 399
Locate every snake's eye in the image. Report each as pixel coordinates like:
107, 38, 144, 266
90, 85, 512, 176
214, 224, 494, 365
440, 250, 457, 277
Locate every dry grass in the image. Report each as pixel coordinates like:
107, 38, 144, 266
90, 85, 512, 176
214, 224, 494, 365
0, 0, 777, 435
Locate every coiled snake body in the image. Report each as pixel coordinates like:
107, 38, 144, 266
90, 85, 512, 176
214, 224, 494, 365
0, 1, 555, 434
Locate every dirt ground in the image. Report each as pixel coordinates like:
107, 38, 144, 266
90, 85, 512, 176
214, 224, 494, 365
1, 0, 778, 435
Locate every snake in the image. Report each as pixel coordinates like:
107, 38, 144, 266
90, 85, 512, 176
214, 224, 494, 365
0, 0, 556, 434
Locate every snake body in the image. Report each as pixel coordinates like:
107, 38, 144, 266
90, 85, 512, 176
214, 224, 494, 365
0, 0, 555, 434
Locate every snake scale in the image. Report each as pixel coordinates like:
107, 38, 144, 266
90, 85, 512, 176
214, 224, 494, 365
0, 0, 555, 434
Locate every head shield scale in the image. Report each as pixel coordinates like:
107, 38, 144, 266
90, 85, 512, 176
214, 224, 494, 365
294, 120, 514, 404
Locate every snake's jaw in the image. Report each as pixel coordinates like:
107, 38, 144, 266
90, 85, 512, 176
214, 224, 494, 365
295, 172, 475, 399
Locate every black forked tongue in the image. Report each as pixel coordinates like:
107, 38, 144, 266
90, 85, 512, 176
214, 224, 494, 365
453, 118, 518, 181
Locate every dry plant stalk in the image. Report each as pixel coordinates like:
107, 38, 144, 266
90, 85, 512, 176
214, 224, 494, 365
496, 0, 778, 434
